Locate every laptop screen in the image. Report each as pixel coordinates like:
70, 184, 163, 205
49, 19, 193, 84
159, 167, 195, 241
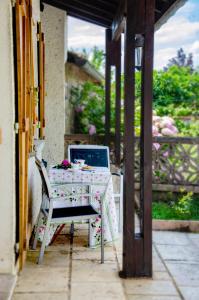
69, 148, 109, 168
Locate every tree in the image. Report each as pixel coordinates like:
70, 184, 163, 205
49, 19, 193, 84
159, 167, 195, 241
89, 46, 105, 73
164, 48, 194, 72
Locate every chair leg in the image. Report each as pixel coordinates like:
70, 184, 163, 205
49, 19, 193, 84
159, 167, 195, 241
32, 211, 43, 250
37, 213, 52, 264
50, 224, 65, 245
88, 219, 92, 247
70, 222, 74, 235
119, 174, 123, 233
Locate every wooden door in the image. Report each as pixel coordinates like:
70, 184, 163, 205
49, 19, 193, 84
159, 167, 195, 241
15, 0, 35, 269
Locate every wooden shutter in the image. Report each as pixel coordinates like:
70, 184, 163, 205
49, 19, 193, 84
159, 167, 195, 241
15, 0, 35, 269
37, 22, 45, 139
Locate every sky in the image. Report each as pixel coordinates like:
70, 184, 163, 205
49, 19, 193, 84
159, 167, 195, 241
68, 0, 199, 70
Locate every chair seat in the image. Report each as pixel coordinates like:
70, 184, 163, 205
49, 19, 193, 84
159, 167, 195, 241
46, 205, 99, 219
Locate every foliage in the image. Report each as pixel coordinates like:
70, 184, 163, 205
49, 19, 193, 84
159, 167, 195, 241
152, 192, 199, 220
69, 47, 199, 137
70, 82, 105, 134
90, 46, 105, 72
76, 46, 105, 73
176, 119, 199, 137
164, 48, 194, 72
152, 66, 199, 107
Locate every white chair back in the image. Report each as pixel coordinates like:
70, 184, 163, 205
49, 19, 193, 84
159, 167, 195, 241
35, 158, 52, 198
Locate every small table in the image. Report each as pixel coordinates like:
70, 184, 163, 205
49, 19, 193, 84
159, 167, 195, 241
39, 167, 119, 247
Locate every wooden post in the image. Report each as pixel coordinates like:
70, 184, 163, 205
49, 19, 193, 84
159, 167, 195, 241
119, 0, 155, 278
140, 0, 154, 277
105, 29, 111, 146
115, 37, 121, 166
105, 29, 121, 163
120, 0, 135, 278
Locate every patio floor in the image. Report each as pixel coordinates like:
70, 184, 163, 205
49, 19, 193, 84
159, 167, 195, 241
11, 225, 199, 300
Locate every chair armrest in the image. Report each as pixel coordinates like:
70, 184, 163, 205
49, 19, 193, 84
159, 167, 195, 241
111, 172, 120, 177
111, 171, 123, 176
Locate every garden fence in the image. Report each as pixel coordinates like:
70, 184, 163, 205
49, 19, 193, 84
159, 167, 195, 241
65, 134, 199, 193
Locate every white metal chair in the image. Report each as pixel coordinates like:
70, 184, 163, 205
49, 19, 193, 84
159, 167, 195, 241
33, 158, 110, 264
68, 145, 123, 232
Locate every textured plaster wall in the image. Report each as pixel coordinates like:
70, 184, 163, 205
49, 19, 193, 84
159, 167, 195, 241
41, 4, 66, 165
0, 0, 16, 274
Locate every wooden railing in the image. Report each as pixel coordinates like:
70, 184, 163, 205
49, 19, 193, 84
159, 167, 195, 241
65, 134, 199, 192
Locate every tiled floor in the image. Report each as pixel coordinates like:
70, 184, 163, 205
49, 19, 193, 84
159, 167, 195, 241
11, 227, 199, 300
0, 274, 16, 300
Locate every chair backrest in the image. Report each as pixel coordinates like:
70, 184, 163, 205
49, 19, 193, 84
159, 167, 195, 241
35, 158, 52, 198
68, 145, 110, 169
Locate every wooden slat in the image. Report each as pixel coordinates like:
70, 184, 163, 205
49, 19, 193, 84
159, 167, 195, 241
38, 22, 45, 139
15, 0, 35, 270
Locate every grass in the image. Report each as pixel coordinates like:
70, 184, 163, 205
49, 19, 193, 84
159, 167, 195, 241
152, 195, 199, 221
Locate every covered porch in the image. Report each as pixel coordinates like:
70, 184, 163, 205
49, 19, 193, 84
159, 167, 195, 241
12, 0, 188, 278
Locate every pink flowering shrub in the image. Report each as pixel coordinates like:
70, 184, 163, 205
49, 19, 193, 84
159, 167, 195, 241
88, 124, 96, 135
152, 114, 178, 153
153, 115, 178, 137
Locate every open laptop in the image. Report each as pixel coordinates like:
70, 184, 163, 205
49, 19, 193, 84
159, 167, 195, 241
68, 145, 110, 171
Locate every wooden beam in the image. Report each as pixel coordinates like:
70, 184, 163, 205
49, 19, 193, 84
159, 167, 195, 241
111, 0, 126, 41
43, 0, 112, 27
57, 0, 113, 22
62, 0, 115, 19
68, 11, 111, 27
80, 0, 118, 12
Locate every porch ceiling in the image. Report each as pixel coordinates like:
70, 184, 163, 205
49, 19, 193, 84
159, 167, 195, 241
42, 0, 184, 28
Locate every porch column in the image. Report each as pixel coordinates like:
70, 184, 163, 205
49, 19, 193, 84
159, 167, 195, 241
105, 29, 121, 164
105, 29, 111, 146
114, 37, 121, 166
120, 0, 155, 278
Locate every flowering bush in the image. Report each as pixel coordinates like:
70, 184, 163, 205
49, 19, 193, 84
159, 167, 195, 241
152, 115, 178, 137
70, 82, 106, 135
152, 114, 178, 151
88, 124, 96, 135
